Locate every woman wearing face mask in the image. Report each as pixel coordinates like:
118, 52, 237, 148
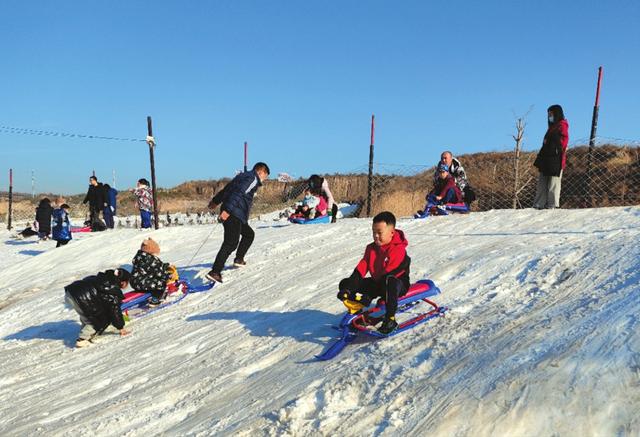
533, 104, 569, 209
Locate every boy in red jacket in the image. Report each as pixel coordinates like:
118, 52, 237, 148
337, 211, 410, 335
430, 163, 463, 205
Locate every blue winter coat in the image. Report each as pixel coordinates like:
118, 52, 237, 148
107, 187, 118, 214
211, 170, 262, 224
52, 208, 72, 241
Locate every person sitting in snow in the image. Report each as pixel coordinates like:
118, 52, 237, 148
130, 238, 175, 306
336, 211, 410, 335
289, 187, 328, 220
308, 174, 339, 223
52, 203, 72, 248
64, 268, 131, 348
417, 163, 464, 216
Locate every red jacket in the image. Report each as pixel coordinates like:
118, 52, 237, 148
431, 175, 463, 203
355, 229, 409, 282
557, 119, 570, 169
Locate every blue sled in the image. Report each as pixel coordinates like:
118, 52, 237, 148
289, 215, 330, 225
415, 202, 470, 218
316, 279, 447, 361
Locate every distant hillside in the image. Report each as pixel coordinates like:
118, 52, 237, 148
2, 144, 639, 222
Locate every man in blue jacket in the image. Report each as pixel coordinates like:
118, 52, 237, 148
206, 162, 270, 283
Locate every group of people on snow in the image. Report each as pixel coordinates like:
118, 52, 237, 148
64, 105, 570, 343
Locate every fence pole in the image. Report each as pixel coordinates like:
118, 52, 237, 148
244, 141, 248, 172
366, 114, 375, 216
147, 116, 160, 230
7, 168, 13, 230
586, 66, 603, 207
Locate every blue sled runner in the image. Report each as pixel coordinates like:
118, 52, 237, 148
316, 279, 447, 361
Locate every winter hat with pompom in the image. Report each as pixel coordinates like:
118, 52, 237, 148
141, 238, 160, 255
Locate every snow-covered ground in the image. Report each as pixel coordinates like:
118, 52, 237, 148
1, 207, 639, 436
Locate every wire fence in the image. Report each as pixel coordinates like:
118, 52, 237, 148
2, 137, 639, 231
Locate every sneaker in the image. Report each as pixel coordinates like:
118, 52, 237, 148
233, 259, 246, 268
148, 296, 163, 307
75, 338, 92, 348
378, 317, 398, 335
205, 270, 223, 283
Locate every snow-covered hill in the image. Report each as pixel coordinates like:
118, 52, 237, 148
1, 207, 639, 436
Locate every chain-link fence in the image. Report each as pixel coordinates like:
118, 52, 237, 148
2, 139, 639, 230
360, 138, 640, 217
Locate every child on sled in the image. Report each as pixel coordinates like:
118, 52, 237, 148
130, 238, 178, 306
289, 187, 328, 220
417, 163, 464, 216
336, 211, 410, 335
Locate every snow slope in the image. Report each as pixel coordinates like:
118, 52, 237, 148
1, 207, 639, 436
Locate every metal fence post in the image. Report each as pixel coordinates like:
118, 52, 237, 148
7, 168, 13, 230
147, 116, 160, 230
366, 114, 375, 216
586, 66, 603, 207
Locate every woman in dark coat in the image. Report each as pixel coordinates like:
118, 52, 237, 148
35, 197, 53, 239
533, 104, 569, 209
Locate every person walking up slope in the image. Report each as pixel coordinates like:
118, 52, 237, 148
206, 162, 270, 283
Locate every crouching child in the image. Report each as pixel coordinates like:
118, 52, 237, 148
65, 268, 131, 348
52, 203, 72, 247
130, 238, 174, 306
336, 211, 410, 335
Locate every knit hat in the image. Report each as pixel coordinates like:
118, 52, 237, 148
141, 238, 160, 255
116, 268, 131, 283
438, 163, 450, 173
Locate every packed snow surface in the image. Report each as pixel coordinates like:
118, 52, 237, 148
1, 207, 639, 436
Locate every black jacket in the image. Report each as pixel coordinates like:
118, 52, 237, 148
35, 201, 53, 234
83, 183, 107, 211
130, 250, 171, 292
65, 270, 125, 332
210, 170, 262, 224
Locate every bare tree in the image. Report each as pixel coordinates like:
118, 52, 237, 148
512, 108, 533, 209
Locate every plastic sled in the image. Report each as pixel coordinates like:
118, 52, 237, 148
415, 202, 470, 218
289, 214, 330, 224
317, 279, 447, 360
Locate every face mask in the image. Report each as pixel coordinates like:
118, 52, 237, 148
548, 115, 554, 123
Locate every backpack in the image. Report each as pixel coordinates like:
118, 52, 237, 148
463, 185, 477, 204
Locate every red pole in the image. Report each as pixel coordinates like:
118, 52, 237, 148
244, 141, 248, 172
594, 66, 603, 106
370, 114, 375, 145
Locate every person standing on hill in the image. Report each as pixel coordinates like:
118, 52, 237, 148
131, 178, 154, 229
308, 174, 339, 223
83, 176, 106, 225
35, 197, 53, 240
103, 183, 118, 229
206, 162, 270, 283
533, 105, 569, 209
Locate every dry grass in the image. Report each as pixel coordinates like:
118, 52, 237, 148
2, 144, 639, 224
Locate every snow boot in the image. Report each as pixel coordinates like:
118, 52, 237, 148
378, 317, 398, 335
206, 270, 223, 283
233, 258, 246, 268
75, 337, 94, 348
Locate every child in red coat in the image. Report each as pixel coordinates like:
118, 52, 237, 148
336, 211, 410, 334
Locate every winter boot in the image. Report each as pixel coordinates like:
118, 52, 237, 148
206, 270, 223, 283
378, 316, 398, 335
233, 258, 246, 268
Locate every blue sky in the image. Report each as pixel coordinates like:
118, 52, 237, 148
1, 1, 638, 194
